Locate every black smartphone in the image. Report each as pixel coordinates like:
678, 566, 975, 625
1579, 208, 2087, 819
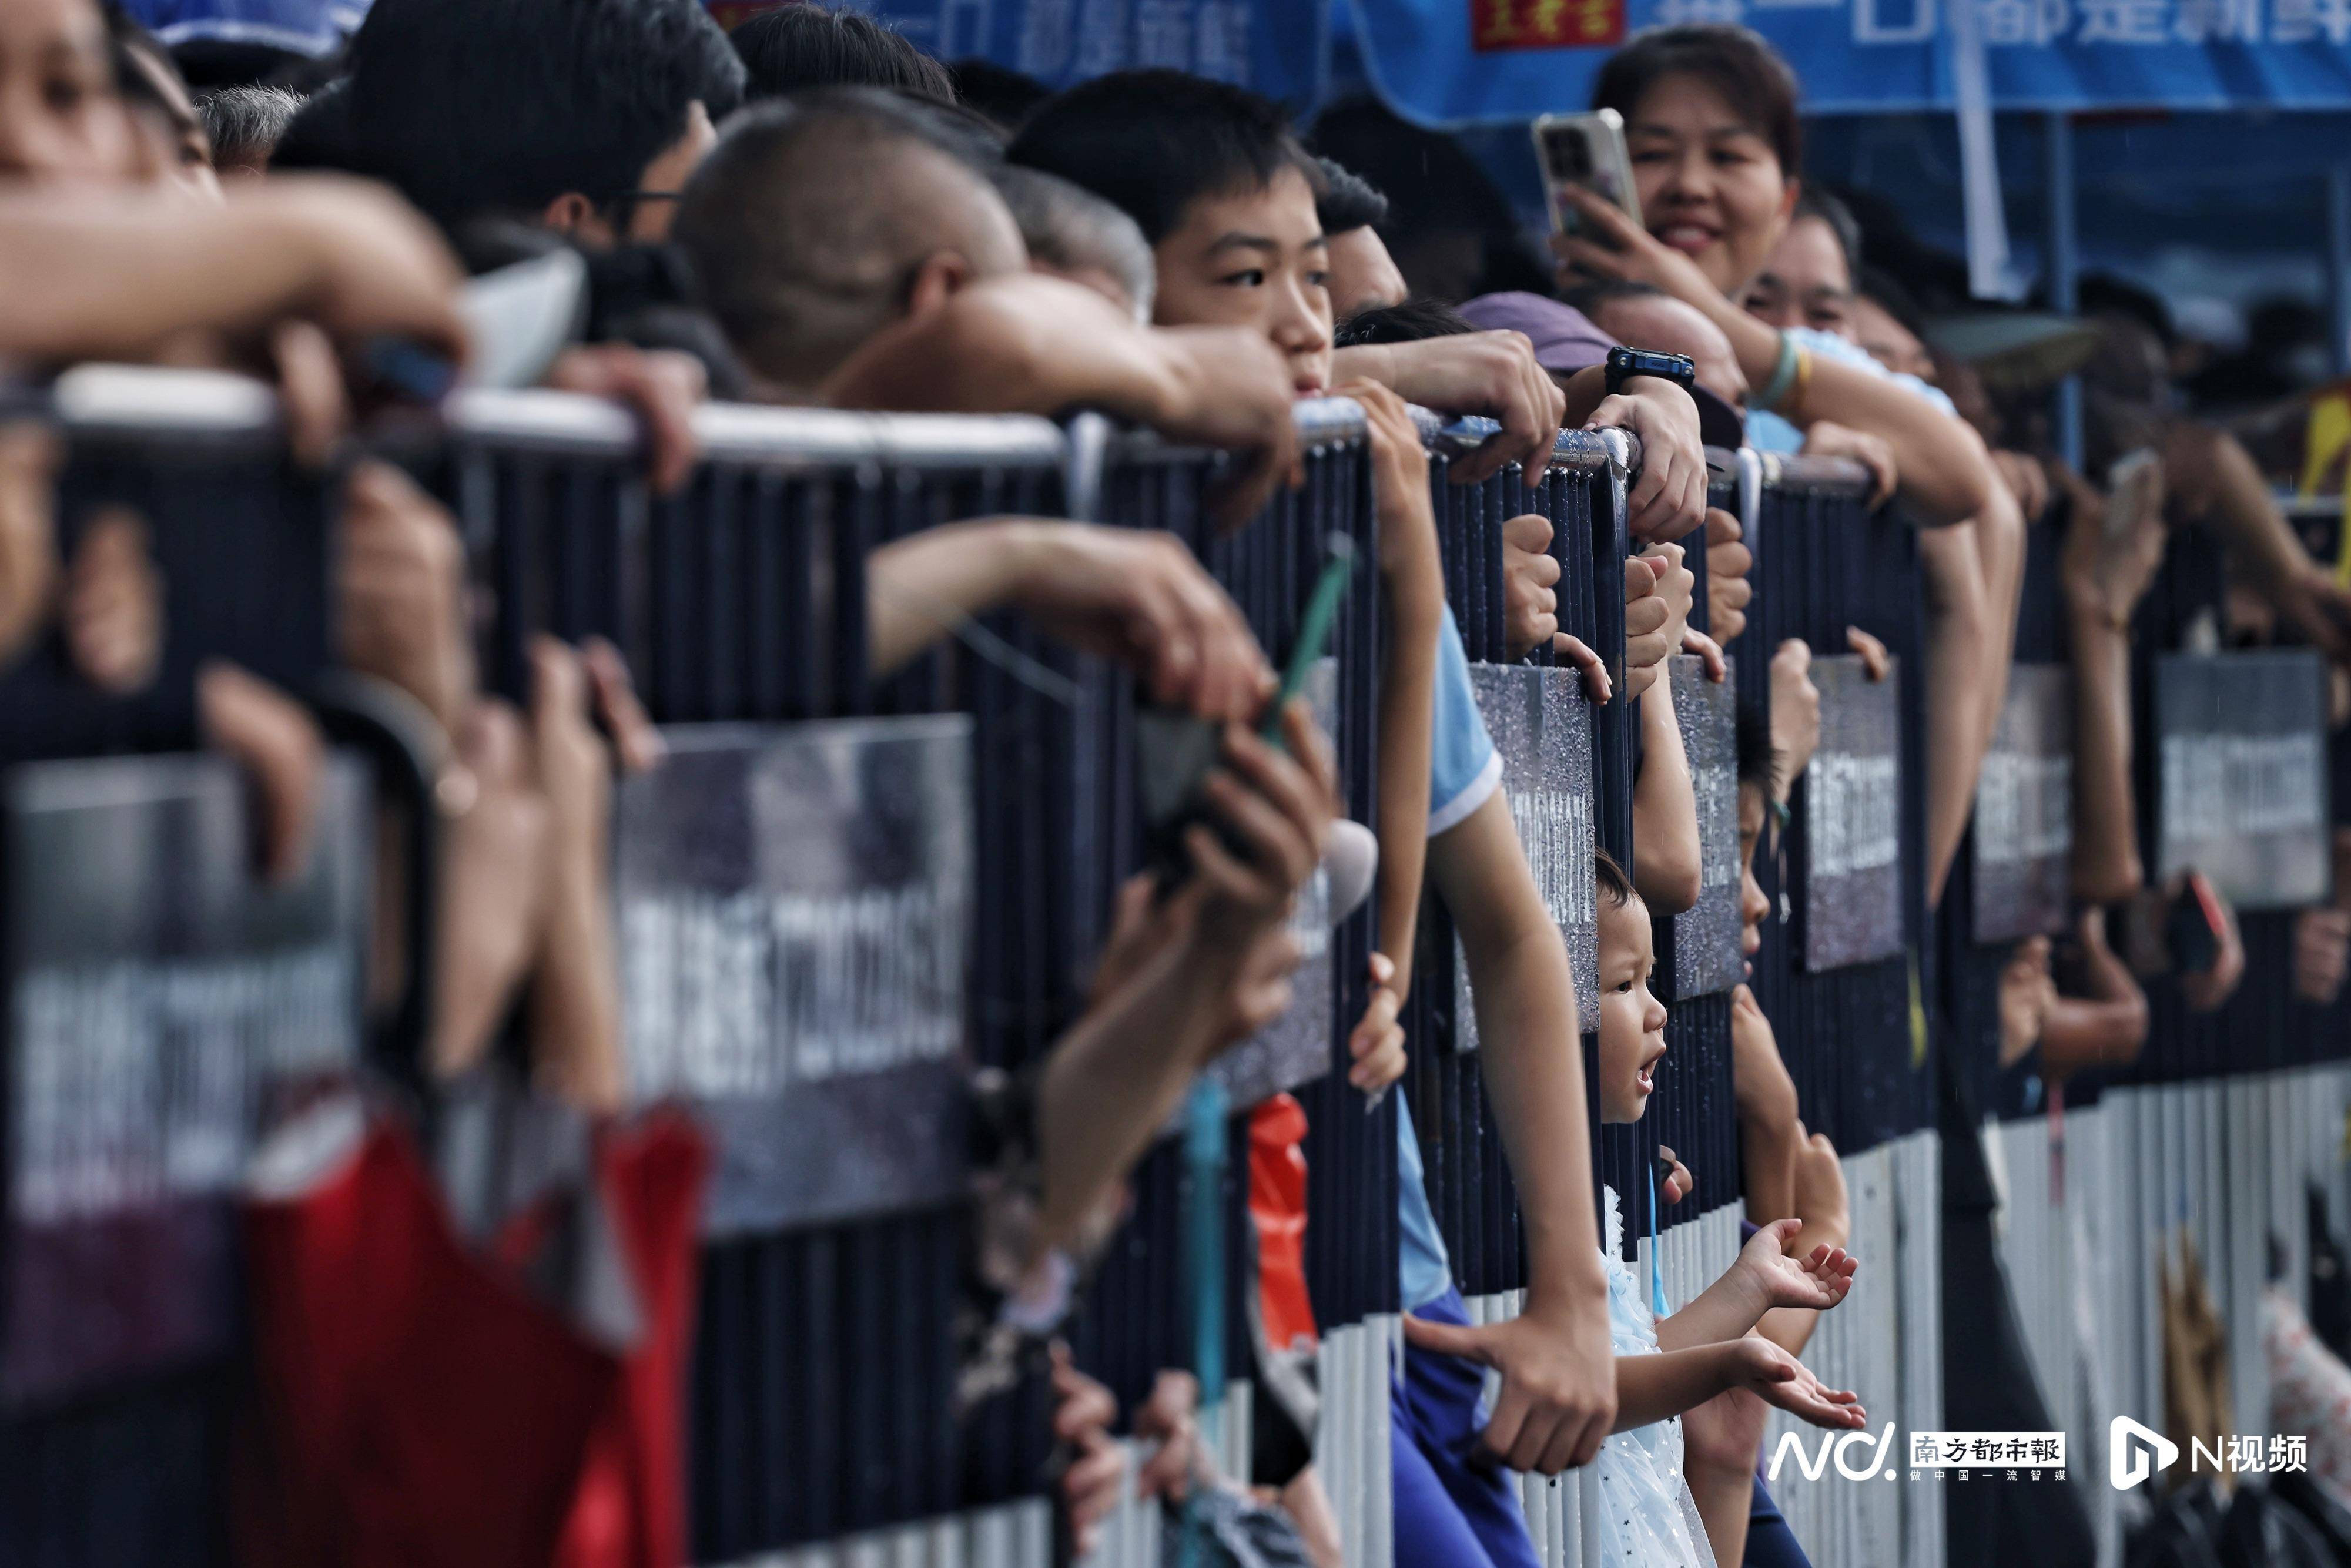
1139, 533, 1355, 883
2164, 875, 2225, 976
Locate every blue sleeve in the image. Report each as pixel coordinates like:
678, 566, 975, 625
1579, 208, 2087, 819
1428, 604, 1501, 837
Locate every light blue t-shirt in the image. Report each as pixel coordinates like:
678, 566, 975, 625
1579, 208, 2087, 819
1747, 325, 1960, 455
1397, 604, 1499, 1311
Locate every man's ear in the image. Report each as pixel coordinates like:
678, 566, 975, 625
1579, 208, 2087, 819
541, 192, 617, 247
903, 251, 976, 320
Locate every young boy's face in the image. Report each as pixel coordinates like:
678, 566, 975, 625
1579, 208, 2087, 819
1738, 782, 1771, 977
1150, 162, 1335, 399
1596, 890, 1668, 1123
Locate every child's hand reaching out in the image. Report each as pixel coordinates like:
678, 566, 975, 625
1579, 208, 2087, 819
1731, 1217, 1857, 1314
1729, 1336, 1867, 1430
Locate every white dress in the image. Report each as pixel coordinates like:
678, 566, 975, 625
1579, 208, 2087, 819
1592, 1186, 1720, 1568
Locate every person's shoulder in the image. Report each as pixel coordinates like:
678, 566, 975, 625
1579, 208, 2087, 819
1789, 326, 1961, 417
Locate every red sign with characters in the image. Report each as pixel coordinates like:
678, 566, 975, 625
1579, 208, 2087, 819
1469, 0, 1623, 52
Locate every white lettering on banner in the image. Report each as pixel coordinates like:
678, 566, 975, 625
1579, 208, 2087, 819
1659, 0, 1750, 21
1190, 0, 1250, 79
1511, 786, 1596, 933
1809, 753, 1901, 879
1855, 0, 1938, 43
1984, 0, 2072, 42
1134, 0, 1189, 66
12, 948, 356, 1225
2274, 0, 2351, 42
1977, 752, 2073, 866
1016, 0, 1074, 74
2161, 733, 2325, 844
1073, 0, 1128, 79
622, 886, 963, 1103
2173, 0, 2262, 42
2078, 0, 2172, 40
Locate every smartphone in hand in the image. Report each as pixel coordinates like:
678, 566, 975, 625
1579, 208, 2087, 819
1532, 109, 1642, 247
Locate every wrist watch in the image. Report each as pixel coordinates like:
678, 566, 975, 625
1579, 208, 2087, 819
1606, 346, 1697, 397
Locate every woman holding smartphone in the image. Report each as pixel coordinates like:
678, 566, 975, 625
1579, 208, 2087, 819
1555, 24, 2000, 530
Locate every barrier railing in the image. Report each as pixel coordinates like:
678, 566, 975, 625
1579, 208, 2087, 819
0, 368, 396, 1568
15, 364, 2351, 1568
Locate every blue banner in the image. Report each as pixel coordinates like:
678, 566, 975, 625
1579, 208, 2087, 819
1350, 0, 2351, 120
862, 0, 1331, 106
121, 0, 362, 55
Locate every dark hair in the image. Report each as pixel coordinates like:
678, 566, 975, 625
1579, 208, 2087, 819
1591, 25, 1801, 178
2078, 273, 2176, 348
1735, 702, 1780, 799
196, 85, 304, 170
1595, 847, 1633, 910
1008, 69, 1321, 245
1315, 157, 1388, 236
1332, 297, 1475, 348
730, 5, 954, 104
1793, 187, 1860, 279
266, 77, 358, 173
341, 0, 744, 232
993, 164, 1156, 316
949, 58, 1051, 133
102, 4, 199, 138
1562, 278, 1666, 320
1855, 264, 1930, 344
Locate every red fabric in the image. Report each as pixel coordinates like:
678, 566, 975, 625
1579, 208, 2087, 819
237, 1111, 708, 1568
1247, 1094, 1317, 1352
555, 1113, 709, 1568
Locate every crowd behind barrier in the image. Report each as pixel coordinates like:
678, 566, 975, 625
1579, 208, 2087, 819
5, 368, 2351, 1568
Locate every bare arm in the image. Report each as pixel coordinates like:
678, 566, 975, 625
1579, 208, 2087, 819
2055, 458, 2168, 903
1551, 189, 1997, 527
866, 518, 1271, 722
2068, 603, 2141, 903
1632, 668, 1702, 915
1918, 524, 1991, 909
1431, 793, 1606, 1316
1400, 790, 1617, 1473
2039, 909, 2148, 1080
1613, 1343, 1749, 1430
0, 179, 463, 363
1730, 984, 1799, 1224
1613, 1335, 1864, 1433
2169, 422, 2351, 661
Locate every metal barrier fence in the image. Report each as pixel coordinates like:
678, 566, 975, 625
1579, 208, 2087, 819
0, 368, 380, 1568
8, 366, 2351, 1568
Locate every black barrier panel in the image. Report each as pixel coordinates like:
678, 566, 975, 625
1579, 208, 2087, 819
1973, 663, 2074, 943
0, 370, 333, 764
2155, 649, 2332, 912
1180, 658, 1338, 1115
1405, 421, 1637, 1298
1732, 457, 1929, 1156
1450, 662, 1599, 1044
1797, 654, 1905, 971
614, 719, 972, 1235
1664, 655, 1743, 1001
1, 752, 369, 1407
